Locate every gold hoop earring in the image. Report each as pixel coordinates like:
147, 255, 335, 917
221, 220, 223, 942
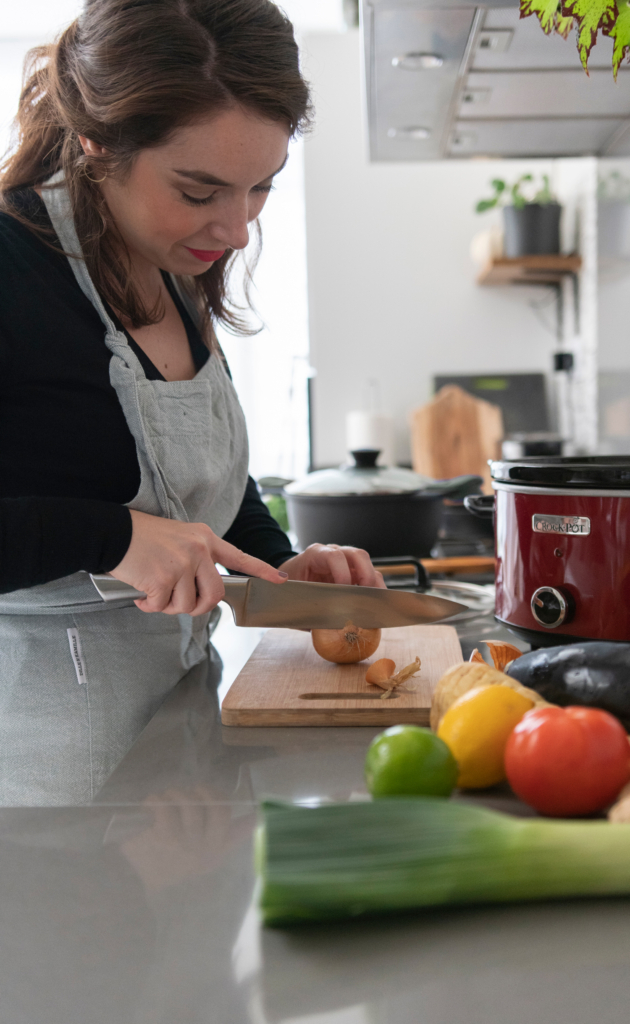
84, 168, 107, 184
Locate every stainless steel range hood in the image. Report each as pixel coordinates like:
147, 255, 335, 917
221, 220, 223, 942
362, 0, 630, 160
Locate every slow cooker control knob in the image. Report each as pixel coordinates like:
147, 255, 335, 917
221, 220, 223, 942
530, 587, 573, 629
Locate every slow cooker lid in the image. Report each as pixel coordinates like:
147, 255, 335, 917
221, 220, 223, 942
491, 456, 630, 489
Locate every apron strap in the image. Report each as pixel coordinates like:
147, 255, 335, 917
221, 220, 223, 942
41, 172, 121, 338
42, 174, 212, 359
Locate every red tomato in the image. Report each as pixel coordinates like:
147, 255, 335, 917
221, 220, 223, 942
504, 706, 630, 817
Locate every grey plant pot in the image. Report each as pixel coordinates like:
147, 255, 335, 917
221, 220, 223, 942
503, 203, 561, 257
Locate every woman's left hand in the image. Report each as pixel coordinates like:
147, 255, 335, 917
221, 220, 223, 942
278, 544, 386, 588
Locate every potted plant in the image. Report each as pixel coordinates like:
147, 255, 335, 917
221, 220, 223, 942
475, 174, 562, 258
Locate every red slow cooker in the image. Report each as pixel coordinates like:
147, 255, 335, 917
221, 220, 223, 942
473, 457, 630, 647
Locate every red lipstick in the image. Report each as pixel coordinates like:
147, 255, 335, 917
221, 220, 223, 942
184, 246, 226, 262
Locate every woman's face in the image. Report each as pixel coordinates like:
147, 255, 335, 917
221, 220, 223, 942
82, 105, 290, 276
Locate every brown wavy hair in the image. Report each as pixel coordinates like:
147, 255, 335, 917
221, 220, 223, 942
0, 0, 311, 339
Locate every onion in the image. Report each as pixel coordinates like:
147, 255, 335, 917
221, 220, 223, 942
311, 622, 381, 664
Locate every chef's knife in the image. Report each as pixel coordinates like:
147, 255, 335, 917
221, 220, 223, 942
89, 573, 466, 628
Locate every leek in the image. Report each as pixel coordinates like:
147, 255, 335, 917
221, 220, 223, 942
257, 798, 630, 927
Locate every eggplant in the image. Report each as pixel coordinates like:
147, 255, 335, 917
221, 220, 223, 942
506, 643, 630, 731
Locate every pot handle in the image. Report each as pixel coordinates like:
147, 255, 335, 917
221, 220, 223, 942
370, 557, 430, 591
463, 494, 495, 519
424, 474, 484, 498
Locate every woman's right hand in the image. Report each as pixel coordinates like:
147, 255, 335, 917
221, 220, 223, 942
109, 509, 288, 616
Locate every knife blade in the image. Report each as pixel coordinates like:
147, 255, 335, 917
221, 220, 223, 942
89, 573, 466, 628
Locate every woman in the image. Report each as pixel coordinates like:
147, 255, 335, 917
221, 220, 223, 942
0, 0, 384, 804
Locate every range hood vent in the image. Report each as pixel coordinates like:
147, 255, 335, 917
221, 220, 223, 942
362, 0, 630, 160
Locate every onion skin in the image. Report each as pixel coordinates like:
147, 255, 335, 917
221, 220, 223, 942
366, 659, 396, 684
311, 624, 381, 664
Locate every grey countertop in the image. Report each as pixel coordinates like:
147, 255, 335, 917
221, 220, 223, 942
3, 594, 630, 1024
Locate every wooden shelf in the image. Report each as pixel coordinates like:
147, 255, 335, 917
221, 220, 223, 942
477, 254, 582, 286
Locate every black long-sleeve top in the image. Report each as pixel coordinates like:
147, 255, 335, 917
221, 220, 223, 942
0, 190, 295, 594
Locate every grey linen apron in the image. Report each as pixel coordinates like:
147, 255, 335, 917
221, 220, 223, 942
0, 173, 249, 805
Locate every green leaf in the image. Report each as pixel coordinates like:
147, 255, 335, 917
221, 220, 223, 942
561, 0, 617, 70
520, 0, 575, 39
555, 13, 576, 37
262, 494, 290, 533
535, 173, 556, 203
476, 199, 498, 213
603, 0, 630, 77
520, 0, 563, 33
491, 179, 507, 192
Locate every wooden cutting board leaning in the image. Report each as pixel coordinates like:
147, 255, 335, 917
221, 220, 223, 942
221, 625, 463, 726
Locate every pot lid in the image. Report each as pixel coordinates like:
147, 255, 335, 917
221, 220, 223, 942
284, 449, 433, 497
491, 456, 630, 489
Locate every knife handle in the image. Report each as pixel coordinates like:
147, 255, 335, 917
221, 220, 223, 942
89, 572, 249, 606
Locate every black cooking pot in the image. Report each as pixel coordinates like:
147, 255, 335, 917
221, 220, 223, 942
284, 449, 482, 558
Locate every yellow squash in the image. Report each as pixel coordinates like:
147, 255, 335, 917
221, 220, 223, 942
437, 684, 534, 789
430, 661, 549, 732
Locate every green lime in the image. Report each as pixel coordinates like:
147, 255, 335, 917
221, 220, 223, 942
365, 725, 458, 798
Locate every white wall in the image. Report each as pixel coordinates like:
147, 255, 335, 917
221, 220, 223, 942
598, 157, 630, 373
0, 2, 82, 153
218, 137, 311, 482
302, 29, 598, 467
599, 273, 630, 372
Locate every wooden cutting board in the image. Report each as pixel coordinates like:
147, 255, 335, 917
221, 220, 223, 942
221, 625, 463, 727
410, 384, 503, 494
